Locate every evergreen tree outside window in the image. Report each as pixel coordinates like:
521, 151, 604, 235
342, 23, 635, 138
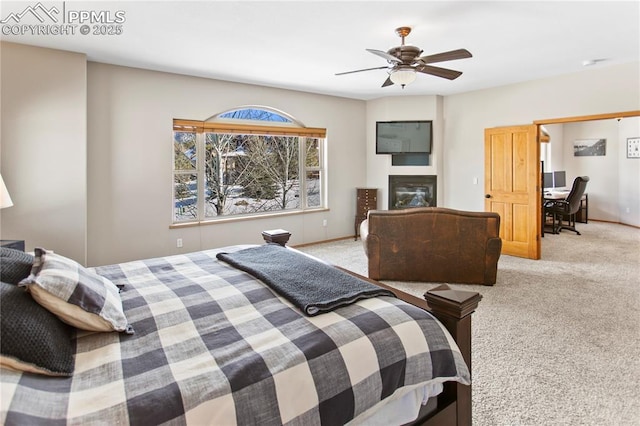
172, 107, 326, 223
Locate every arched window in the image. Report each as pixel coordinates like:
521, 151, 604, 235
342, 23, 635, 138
172, 107, 326, 224
216, 107, 294, 123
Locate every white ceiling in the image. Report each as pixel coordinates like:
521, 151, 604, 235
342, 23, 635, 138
2, 1, 639, 100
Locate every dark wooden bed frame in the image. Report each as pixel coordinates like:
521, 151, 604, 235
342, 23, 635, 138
263, 230, 482, 426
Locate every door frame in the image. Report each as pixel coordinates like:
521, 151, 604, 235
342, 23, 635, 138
534, 110, 640, 126
534, 110, 640, 222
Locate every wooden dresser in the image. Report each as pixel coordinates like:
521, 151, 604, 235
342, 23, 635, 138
355, 188, 377, 240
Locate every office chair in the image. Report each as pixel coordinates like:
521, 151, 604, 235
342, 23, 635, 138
544, 176, 589, 235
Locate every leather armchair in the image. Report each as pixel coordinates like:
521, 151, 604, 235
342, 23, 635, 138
360, 207, 502, 285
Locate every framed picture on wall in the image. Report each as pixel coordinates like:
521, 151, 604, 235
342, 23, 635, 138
573, 138, 606, 156
627, 137, 640, 158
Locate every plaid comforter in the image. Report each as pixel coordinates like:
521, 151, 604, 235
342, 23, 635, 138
1, 246, 470, 425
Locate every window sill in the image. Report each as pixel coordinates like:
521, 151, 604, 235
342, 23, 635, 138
169, 207, 330, 229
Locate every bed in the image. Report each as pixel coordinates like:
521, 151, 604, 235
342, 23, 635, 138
0, 231, 481, 425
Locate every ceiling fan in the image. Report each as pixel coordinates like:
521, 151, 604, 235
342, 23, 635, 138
336, 27, 472, 88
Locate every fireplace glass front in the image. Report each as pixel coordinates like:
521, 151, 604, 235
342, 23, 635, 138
389, 175, 437, 209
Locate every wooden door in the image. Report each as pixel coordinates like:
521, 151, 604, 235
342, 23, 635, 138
484, 125, 540, 259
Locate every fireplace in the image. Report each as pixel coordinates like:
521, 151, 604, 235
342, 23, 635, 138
389, 175, 437, 209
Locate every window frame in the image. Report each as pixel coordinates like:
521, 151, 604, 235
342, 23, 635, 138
172, 110, 327, 226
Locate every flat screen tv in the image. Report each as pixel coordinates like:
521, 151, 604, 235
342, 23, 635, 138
376, 121, 432, 154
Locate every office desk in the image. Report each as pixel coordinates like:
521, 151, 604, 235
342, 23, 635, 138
543, 191, 567, 200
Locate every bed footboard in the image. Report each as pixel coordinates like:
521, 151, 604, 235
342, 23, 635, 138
274, 230, 480, 426
261, 229, 292, 246
421, 285, 481, 426
330, 271, 480, 426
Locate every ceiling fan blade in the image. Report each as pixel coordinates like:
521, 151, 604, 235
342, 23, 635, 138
381, 76, 394, 87
416, 65, 463, 80
418, 49, 472, 64
366, 48, 401, 63
335, 66, 389, 76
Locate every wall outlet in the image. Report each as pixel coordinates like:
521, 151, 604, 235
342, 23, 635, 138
322, 219, 327, 227
176, 238, 183, 248
473, 177, 478, 185
626, 207, 631, 213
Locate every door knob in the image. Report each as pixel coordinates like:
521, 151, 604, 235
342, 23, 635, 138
485, 194, 491, 198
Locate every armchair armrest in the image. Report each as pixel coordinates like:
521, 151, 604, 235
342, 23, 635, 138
544, 199, 570, 214
359, 219, 370, 258
544, 199, 567, 208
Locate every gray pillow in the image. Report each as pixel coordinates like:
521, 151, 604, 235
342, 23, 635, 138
0, 281, 75, 376
0, 248, 34, 285
19, 248, 134, 334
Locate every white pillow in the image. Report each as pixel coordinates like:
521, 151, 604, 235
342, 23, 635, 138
19, 248, 134, 334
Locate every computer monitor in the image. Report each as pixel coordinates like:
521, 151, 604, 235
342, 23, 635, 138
543, 172, 553, 189
553, 171, 566, 188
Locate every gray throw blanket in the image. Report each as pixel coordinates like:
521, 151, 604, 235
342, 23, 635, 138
216, 244, 395, 316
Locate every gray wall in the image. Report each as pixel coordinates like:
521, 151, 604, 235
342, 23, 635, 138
362, 63, 640, 226
0, 42, 87, 263
1, 42, 367, 266
439, 62, 639, 216
557, 118, 640, 225
1, 41, 638, 266
86, 63, 366, 265
365, 96, 444, 208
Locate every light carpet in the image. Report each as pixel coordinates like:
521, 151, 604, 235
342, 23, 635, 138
296, 221, 640, 425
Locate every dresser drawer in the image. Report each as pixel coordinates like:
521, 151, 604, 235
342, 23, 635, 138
355, 188, 378, 240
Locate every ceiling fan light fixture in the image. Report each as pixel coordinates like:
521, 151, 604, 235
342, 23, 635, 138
390, 66, 416, 87
335, 26, 471, 89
